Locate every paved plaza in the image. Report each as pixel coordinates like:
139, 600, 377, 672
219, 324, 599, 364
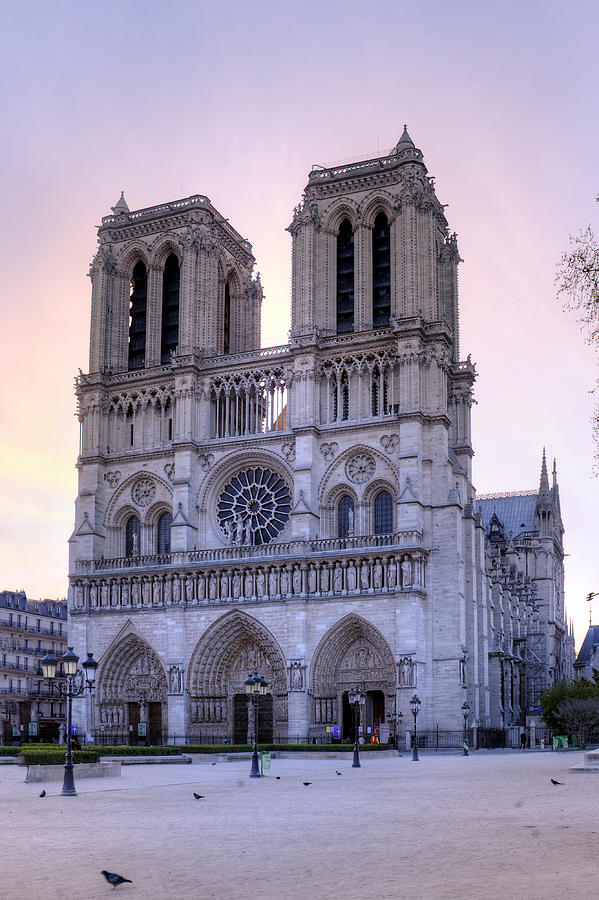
0, 750, 596, 899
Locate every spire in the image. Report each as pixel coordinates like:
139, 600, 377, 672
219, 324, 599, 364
111, 191, 129, 216
394, 124, 415, 152
538, 447, 550, 496
552, 458, 558, 490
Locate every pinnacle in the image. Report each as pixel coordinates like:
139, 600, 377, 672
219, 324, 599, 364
395, 124, 415, 150
538, 447, 550, 496
111, 191, 130, 215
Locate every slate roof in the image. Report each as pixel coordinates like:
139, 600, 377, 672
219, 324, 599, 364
476, 491, 538, 538
574, 625, 599, 667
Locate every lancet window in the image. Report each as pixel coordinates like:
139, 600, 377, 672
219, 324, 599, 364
128, 261, 147, 370
338, 495, 355, 539
224, 282, 231, 354
157, 512, 172, 555
160, 254, 180, 363
371, 366, 389, 417
374, 491, 393, 535
336, 219, 354, 334
372, 212, 391, 327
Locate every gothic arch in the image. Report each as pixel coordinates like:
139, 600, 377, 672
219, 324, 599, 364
197, 449, 293, 547
360, 192, 396, 227
322, 199, 359, 232
187, 611, 288, 740
318, 443, 399, 508
151, 236, 183, 269
104, 471, 173, 528
310, 613, 395, 698
95, 630, 168, 733
118, 241, 151, 273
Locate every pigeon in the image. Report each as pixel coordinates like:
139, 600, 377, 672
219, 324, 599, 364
193, 793, 205, 800
302, 781, 312, 786
211, 762, 216, 766
551, 778, 564, 785
100, 870, 132, 889
275, 776, 281, 780
336, 771, 342, 776
39, 790, 46, 797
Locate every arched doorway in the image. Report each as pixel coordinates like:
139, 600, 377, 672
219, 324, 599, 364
96, 634, 168, 744
188, 612, 287, 743
311, 614, 395, 742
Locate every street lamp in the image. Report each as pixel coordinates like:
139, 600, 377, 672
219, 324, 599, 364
389, 710, 404, 756
461, 701, 470, 756
410, 694, 421, 761
41, 647, 98, 796
348, 686, 366, 768
245, 672, 268, 778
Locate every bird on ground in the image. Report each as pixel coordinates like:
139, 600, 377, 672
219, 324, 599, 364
336, 771, 342, 776
275, 776, 281, 780
551, 778, 564, 785
193, 793, 205, 800
100, 870, 132, 889
211, 762, 216, 766
302, 782, 312, 786
39, 790, 46, 797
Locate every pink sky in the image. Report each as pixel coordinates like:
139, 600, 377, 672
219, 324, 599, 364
1, 1, 597, 650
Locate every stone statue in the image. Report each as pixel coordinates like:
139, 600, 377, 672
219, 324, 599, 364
333, 563, 343, 592
292, 566, 302, 595
209, 573, 218, 600
347, 504, 355, 535
308, 565, 317, 594
401, 557, 412, 588
360, 562, 370, 591
269, 568, 279, 596
256, 569, 265, 597
121, 580, 130, 606
197, 574, 205, 601
220, 572, 230, 599
320, 565, 330, 593
280, 567, 290, 595
131, 579, 140, 605
172, 576, 180, 604
290, 662, 303, 690
185, 575, 194, 602
153, 578, 162, 605
387, 561, 397, 589
233, 572, 242, 599
347, 563, 357, 592
244, 571, 254, 597
100, 581, 109, 607
373, 561, 383, 589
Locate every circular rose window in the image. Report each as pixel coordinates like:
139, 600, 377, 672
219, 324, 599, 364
217, 467, 292, 546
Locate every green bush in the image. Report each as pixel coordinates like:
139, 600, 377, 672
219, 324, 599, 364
19, 746, 102, 766
0, 746, 25, 757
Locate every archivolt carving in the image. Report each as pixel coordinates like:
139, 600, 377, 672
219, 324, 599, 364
97, 633, 167, 705
187, 611, 287, 697
310, 614, 395, 697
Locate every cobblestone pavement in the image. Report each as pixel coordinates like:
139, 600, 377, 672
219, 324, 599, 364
0, 750, 595, 899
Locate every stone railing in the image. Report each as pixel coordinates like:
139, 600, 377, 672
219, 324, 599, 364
70, 546, 426, 614
74, 532, 422, 574
203, 345, 292, 368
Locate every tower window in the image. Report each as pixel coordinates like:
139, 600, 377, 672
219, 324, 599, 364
374, 491, 393, 535
161, 254, 180, 363
125, 515, 140, 558
336, 219, 354, 334
224, 281, 231, 354
157, 512, 172, 555
338, 495, 355, 539
372, 212, 390, 327
128, 261, 147, 370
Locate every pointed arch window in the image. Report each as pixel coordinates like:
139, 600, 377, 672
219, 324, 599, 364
128, 261, 147, 370
374, 491, 393, 535
372, 212, 390, 327
125, 515, 140, 558
338, 495, 355, 539
224, 282, 231, 354
157, 512, 172, 555
161, 254, 180, 363
336, 219, 354, 334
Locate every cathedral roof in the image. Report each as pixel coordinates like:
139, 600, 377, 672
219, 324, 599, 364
476, 491, 538, 538
574, 625, 599, 668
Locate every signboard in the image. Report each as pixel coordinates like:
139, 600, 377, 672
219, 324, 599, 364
138, 723, 147, 737
260, 751, 271, 773
71, 723, 78, 735
12, 726, 19, 737
28, 722, 38, 736
379, 724, 390, 743
333, 726, 341, 739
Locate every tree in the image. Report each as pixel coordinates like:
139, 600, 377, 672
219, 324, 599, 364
540, 678, 599, 744
556, 698, 599, 749
556, 197, 599, 462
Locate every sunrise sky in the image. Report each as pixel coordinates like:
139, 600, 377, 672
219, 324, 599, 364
1, 0, 597, 649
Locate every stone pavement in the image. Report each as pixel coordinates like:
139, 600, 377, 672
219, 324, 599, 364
0, 750, 595, 899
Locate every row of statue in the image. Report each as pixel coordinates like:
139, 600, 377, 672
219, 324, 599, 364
189, 697, 227, 724
72, 554, 425, 609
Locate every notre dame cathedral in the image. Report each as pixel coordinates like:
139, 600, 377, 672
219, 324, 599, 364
68, 129, 574, 744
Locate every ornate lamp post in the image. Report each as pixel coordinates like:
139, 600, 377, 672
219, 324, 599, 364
389, 710, 404, 756
410, 694, 421, 761
245, 672, 268, 778
461, 700, 470, 756
348, 686, 366, 768
41, 647, 98, 797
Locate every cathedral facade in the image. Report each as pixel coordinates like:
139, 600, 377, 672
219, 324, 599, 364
68, 130, 572, 743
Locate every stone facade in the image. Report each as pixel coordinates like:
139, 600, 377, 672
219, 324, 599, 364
68, 130, 574, 743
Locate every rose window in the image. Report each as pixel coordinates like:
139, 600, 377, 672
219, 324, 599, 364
346, 452, 376, 484
217, 468, 292, 546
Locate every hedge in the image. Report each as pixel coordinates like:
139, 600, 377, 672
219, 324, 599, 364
18, 746, 102, 766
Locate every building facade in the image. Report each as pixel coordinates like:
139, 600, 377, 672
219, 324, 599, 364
68, 130, 573, 744
0, 591, 67, 743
